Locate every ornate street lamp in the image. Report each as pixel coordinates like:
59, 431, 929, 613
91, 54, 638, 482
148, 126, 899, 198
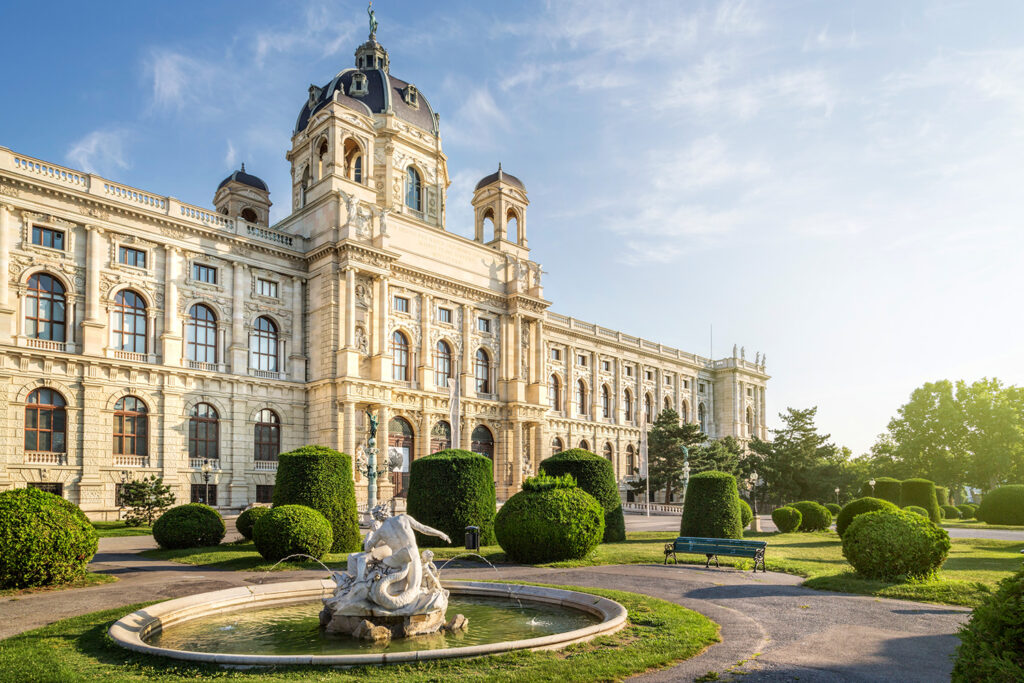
835, 487, 841, 504
358, 409, 394, 514
201, 459, 213, 506
869, 479, 876, 496
748, 472, 760, 531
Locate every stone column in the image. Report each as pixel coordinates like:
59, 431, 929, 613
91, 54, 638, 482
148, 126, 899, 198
343, 401, 357, 461
161, 246, 182, 366
0, 203, 13, 339
512, 421, 524, 492
376, 404, 393, 502
590, 351, 598, 418
289, 277, 306, 381
419, 412, 431, 460
460, 303, 472, 395
81, 225, 106, 354
419, 293, 432, 390
370, 276, 389, 381
565, 344, 575, 418
229, 263, 248, 373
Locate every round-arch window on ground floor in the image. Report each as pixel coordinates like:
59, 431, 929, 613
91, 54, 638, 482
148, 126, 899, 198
471, 425, 494, 459
25, 388, 66, 453
254, 409, 280, 461
430, 419, 451, 453
552, 436, 564, 455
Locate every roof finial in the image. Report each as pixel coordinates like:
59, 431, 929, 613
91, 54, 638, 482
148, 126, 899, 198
498, 161, 502, 172
368, 1, 378, 40
240, 162, 246, 172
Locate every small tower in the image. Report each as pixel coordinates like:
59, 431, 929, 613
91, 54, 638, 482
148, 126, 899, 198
214, 164, 272, 226
472, 164, 529, 252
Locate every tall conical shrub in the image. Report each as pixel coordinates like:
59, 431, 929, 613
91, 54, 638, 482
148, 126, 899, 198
900, 478, 942, 523
407, 449, 496, 547
680, 471, 743, 539
273, 445, 360, 552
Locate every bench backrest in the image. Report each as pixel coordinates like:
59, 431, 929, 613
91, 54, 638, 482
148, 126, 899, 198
672, 537, 766, 553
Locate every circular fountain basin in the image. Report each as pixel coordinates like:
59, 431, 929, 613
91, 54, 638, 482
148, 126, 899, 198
109, 580, 627, 666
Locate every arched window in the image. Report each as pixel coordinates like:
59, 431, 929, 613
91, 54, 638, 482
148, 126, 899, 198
25, 273, 66, 342
25, 388, 66, 453
111, 290, 147, 354
431, 420, 451, 453
644, 393, 653, 424
405, 167, 421, 211
624, 390, 633, 421
471, 425, 494, 459
601, 385, 611, 418
665, 396, 672, 411
250, 316, 278, 372
475, 348, 491, 394
187, 304, 217, 364
391, 331, 409, 381
481, 209, 495, 241
254, 409, 280, 461
389, 417, 414, 495
551, 436, 564, 455
300, 167, 310, 207
579, 439, 590, 450
681, 401, 689, 423
576, 380, 588, 415
746, 406, 754, 431
603, 442, 613, 460
698, 403, 707, 434
626, 445, 636, 474
344, 139, 362, 183
506, 209, 518, 242
113, 396, 148, 457
434, 340, 452, 388
549, 375, 562, 411
188, 403, 218, 460
240, 208, 258, 223
317, 139, 329, 180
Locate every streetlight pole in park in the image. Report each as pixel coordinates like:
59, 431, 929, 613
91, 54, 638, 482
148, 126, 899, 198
869, 479, 876, 496
835, 487, 841, 504
201, 458, 213, 506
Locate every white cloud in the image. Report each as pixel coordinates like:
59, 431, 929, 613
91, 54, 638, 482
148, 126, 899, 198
66, 129, 131, 175
253, 4, 356, 68
146, 50, 221, 115
444, 86, 510, 149
224, 140, 237, 168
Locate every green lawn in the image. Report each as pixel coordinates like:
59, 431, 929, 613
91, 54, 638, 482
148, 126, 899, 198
142, 530, 1023, 607
0, 585, 718, 683
91, 521, 153, 538
0, 572, 117, 598
942, 519, 1024, 531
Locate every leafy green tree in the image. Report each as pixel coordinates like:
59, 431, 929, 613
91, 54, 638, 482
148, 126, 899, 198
119, 475, 175, 526
646, 408, 705, 503
958, 379, 1024, 489
750, 407, 842, 504
882, 380, 968, 489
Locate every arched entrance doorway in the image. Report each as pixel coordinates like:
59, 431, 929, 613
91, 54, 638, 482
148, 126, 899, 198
388, 416, 414, 497
431, 420, 451, 453
471, 424, 494, 459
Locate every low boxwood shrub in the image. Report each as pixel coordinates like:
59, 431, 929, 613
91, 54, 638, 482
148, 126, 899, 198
540, 449, 626, 542
0, 488, 99, 589
152, 503, 225, 550
952, 564, 1024, 682
680, 471, 743, 539
957, 503, 978, 520
842, 509, 951, 581
407, 449, 496, 547
253, 505, 333, 562
977, 485, 1024, 525
824, 503, 842, 518
494, 471, 604, 563
772, 506, 802, 533
789, 501, 832, 532
836, 497, 898, 537
941, 505, 961, 520
903, 505, 929, 518
899, 478, 942, 523
273, 445, 360, 553
739, 499, 753, 528
236, 506, 270, 540
860, 477, 902, 505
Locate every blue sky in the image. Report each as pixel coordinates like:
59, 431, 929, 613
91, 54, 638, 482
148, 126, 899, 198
2, 1, 1023, 455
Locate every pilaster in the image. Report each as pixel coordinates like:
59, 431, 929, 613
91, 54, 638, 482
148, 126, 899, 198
81, 225, 106, 354
160, 246, 182, 366
0, 203, 13, 340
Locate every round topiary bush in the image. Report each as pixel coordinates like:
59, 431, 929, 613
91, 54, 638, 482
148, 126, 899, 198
942, 505, 961, 520
540, 449, 625, 542
842, 509, 951, 581
739, 499, 753, 528
977, 485, 1024, 526
789, 501, 832, 532
152, 503, 225, 550
825, 503, 842, 518
236, 506, 270, 541
0, 488, 99, 589
772, 506, 802, 533
680, 471, 743, 539
935, 486, 950, 508
957, 503, 977, 520
899, 478, 942, 523
253, 505, 333, 563
860, 477, 902, 505
836, 497, 898, 537
494, 472, 604, 563
273, 445, 360, 553
952, 564, 1024, 682
903, 505, 929, 518
407, 449, 496, 548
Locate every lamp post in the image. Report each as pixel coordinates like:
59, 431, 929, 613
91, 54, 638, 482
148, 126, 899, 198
835, 487, 841, 504
869, 479, 876, 496
749, 472, 760, 531
359, 409, 391, 513
118, 470, 131, 519
201, 459, 213, 506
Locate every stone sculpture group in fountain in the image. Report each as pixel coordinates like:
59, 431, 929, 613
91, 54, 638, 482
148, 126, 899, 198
319, 504, 466, 642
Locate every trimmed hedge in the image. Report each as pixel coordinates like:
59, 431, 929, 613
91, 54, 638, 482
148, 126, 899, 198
977, 485, 1024, 526
679, 471, 743, 539
957, 503, 978, 520
236, 506, 270, 540
772, 506, 802, 533
842, 509, 950, 581
253, 505, 333, 562
407, 449, 496, 547
273, 445, 360, 553
153, 503, 225, 550
789, 501, 832, 532
952, 564, 1024, 682
941, 504, 961, 520
900, 478, 942, 523
0, 488, 98, 589
836, 497, 898, 537
540, 449, 626, 542
935, 486, 950, 507
824, 503, 842, 518
739, 499, 753, 528
494, 474, 604, 563
860, 477, 902, 505
903, 505, 929, 518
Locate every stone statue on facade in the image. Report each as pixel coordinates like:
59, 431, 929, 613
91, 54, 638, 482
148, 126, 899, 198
733, 344, 738, 358
741, 346, 746, 360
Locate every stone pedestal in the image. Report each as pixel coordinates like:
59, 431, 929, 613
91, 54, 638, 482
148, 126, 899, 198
320, 606, 448, 638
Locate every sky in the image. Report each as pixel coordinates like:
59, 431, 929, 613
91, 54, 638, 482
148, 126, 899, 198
2, 1, 1023, 455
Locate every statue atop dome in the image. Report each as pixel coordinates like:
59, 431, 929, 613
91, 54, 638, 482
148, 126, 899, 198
368, 2, 378, 40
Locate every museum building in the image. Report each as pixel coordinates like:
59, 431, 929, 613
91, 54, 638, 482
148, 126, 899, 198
0, 27, 769, 518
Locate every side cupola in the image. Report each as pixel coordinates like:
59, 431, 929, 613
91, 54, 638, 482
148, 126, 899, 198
214, 164, 271, 226
472, 163, 529, 253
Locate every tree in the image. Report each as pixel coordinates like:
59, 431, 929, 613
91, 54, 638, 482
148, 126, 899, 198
882, 380, 968, 490
646, 408, 705, 503
750, 407, 844, 505
119, 475, 175, 526
958, 379, 1024, 489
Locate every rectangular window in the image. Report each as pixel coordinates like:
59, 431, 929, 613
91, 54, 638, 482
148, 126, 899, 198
551, 348, 561, 361
32, 226, 65, 250
645, 370, 653, 381
190, 483, 217, 506
256, 486, 274, 503
666, 375, 672, 385
477, 317, 491, 333
192, 263, 217, 284
119, 246, 147, 268
437, 307, 453, 324
602, 360, 611, 372
699, 382, 706, 393
577, 354, 587, 367
747, 387, 754, 397
625, 366, 633, 377
683, 379, 689, 389
393, 296, 409, 313
29, 482, 63, 497
256, 279, 278, 298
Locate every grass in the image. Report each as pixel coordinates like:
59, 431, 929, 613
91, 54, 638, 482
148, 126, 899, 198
0, 572, 117, 598
91, 521, 152, 538
142, 531, 1024, 607
942, 519, 1024, 531
0, 584, 719, 683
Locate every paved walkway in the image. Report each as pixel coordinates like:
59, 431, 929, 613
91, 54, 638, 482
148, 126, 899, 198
0, 534, 970, 682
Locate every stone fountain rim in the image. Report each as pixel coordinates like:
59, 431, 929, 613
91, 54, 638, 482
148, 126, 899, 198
108, 579, 628, 666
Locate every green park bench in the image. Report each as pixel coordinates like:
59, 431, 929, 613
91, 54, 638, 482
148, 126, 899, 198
664, 537, 767, 572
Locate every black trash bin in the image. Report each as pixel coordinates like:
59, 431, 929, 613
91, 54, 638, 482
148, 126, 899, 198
465, 525, 480, 551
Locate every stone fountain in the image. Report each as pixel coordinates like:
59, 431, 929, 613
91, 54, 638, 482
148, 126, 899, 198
319, 504, 466, 643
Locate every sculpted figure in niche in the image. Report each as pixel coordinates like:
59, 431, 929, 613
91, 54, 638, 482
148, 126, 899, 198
355, 326, 369, 354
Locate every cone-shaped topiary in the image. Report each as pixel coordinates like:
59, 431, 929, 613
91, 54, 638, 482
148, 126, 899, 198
680, 471, 743, 539
0, 487, 99, 589
825, 503, 842, 518
977, 485, 1024, 526
273, 445, 360, 553
935, 486, 950, 507
494, 471, 604, 563
860, 477, 902, 505
941, 505, 961, 520
836, 497, 898, 537
772, 506, 802, 533
236, 506, 270, 540
900, 478, 942, 523
842, 509, 950, 581
957, 503, 977, 520
540, 448, 625, 542
790, 501, 832, 532
952, 564, 1024, 682
739, 499, 753, 528
253, 504, 333, 562
153, 503, 225, 549
407, 449, 496, 547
